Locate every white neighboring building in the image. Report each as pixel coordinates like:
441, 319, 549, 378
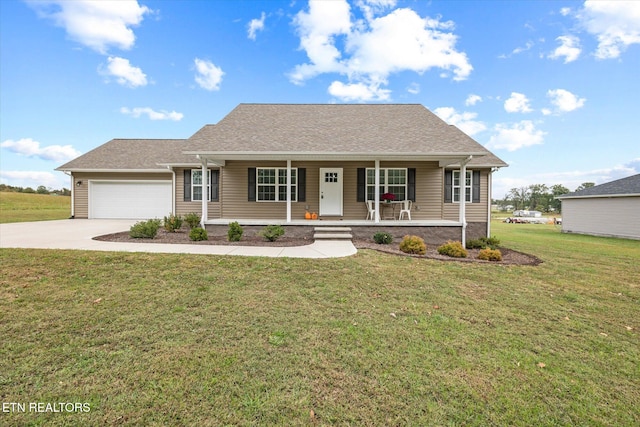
557, 174, 640, 240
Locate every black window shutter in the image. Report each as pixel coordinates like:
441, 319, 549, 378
297, 168, 306, 202
472, 170, 481, 203
211, 170, 219, 202
444, 170, 452, 203
248, 168, 256, 201
408, 168, 416, 202
183, 170, 191, 202
357, 168, 366, 202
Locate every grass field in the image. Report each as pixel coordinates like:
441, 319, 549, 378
0, 192, 71, 223
1, 221, 639, 425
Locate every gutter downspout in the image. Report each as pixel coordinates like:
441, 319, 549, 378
63, 171, 75, 218
459, 156, 473, 248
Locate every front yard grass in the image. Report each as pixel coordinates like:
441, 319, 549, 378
1, 222, 638, 425
0, 192, 70, 223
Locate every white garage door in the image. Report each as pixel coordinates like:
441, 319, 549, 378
89, 181, 172, 219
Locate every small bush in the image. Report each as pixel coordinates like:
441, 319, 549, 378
228, 221, 243, 242
478, 248, 502, 262
399, 235, 426, 255
466, 238, 486, 249
482, 236, 501, 249
129, 219, 161, 239
163, 213, 183, 232
259, 225, 285, 242
189, 227, 208, 241
373, 232, 393, 245
437, 240, 468, 258
184, 212, 201, 229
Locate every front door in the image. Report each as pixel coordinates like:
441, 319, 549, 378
319, 168, 343, 216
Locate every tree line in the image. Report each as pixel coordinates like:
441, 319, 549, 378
494, 182, 595, 213
0, 184, 71, 196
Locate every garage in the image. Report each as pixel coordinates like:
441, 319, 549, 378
89, 181, 172, 219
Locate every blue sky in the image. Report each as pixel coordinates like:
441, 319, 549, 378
1, 0, 639, 198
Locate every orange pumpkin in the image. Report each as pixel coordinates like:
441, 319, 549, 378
305, 211, 311, 220
311, 212, 318, 220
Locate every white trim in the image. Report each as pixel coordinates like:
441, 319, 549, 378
374, 160, 380, 223
557, 193, 640, 200
201, 160, 208, 226
286, 160, 292, 223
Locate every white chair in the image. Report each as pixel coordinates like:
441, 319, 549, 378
366, 200, 376, 220
398, 199, 412, 220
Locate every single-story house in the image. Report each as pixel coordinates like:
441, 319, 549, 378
57, 104, 508, 244
557, 173, 640, 240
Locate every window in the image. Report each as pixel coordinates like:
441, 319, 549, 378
366, 168, 407, 201
192, 170, 211, 201
453, 170, 472, 202
257, 168, 297, 202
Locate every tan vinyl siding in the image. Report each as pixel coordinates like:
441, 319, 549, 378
442, 169, 490, 223
72, 172, 172, 219
220, 161, 448, 221
175, 168, 221, 219
562, 196, 640, 240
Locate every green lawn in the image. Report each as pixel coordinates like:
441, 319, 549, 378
0, 192, 71, 223
1, 222, 638, 426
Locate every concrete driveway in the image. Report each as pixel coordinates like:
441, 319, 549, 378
0, 219, 357, 258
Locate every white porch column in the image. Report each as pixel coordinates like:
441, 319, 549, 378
459, 156, 472, 247
374, 159, 381, 223
286, 159, 292, 223
201, 158, 208, 227
487, 168, 494, 238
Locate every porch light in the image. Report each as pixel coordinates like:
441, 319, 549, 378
76, 180, 82, 186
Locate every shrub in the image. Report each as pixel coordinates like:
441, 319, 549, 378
399, 235, 426, 255
163, 213, 183, 232
228, 221, 243, 242
189, 227, 208, 241
373, 232, 393, 245
437, 241, 468, 258
259, 225, 285, 242
184, 212, 201, 229
478, 248, 502, 261
129, 219, 161, 239
466, 236, 501, 249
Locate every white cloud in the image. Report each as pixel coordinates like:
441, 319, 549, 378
0, 170, 65, 189
290, 1, 472, 101
101, 56, 147, 87
433, 107, 487, 136
120, 107, 183, 121
560, 7, 572, 17
1, 138, 81, 162
546, 89, 586, 113
328, 81, 390, 102
486, 121, 546, 152
27, 0, 150, 54
406, 82, 420, 95
465, 94, 482, 106
548, 35, 581, 63
247, 12, 266, 40
194, 58, 224, 91
504, 92, 533, 113
579, 0, 640, 59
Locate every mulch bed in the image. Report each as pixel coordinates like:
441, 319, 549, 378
94, 229, 542, 266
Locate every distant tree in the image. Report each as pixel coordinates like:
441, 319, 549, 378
528, 184, 550, 211
23, 187, 36, 194
36, 185, 49, 194
575, 182, 595, 192
550, 184, 570, 213
508, 187, 530, 210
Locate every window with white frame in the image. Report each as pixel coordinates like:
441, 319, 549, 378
366, 168, 407, 201
453, 170, 472, 202
257, 168, 297, 202
192, 170, 211, 201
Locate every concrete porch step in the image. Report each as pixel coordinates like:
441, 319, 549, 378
313, 226, 353, 240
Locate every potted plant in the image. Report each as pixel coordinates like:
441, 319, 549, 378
381, 192, 396, 203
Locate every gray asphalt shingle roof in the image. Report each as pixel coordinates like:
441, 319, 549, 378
57, 104, 507, 170
187, 104, 507, 166
56, 139, 194, 171
559, 174, 640, 198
